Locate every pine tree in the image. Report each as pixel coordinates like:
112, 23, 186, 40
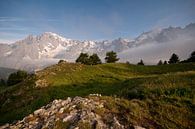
187, 51, 195, 62
157, 60, 163, 65
105, 51, 119, 63
163, 60, 168, 65
137, 59, 144, 65
168, 53, 179, 64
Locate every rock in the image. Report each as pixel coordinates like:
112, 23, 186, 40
34, 108, 46, 116
0, 123, 9, 129
63, 115, 73, 122
0, 96, 146, 129
35, 79, 48, 87
59, 107, 65, 113
134, 125, 146, 129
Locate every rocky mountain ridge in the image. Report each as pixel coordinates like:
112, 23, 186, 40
0, 23, 195, 72
0, 95, 145, 129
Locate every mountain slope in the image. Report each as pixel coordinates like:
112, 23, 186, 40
0, 23, 195, 71
0, 62, 195, 128
0, 67, 18, 80
119, 23, 195, 64
0, 96, 146, 129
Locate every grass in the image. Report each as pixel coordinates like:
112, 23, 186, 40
0, 62, 195, 128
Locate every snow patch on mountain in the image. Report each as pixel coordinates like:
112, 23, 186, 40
0, 23, 195, 72
4, 51, 12, 56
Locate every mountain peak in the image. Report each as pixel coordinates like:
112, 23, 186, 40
43, 32, 59, 36
41, 32, 71, 42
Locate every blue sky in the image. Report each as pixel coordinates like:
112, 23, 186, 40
0, 0, 195, 43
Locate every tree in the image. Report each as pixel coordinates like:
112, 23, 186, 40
137, 59, 144, 65
168, 53, 179, 64
105, 51, 119, 63
76, 53, 101, 65
187, 51, 195, 62
58, 60, 66, 64
163, 60, 168, 65
126, 61, 130, 65
88, 54, 102, 65
157, 60, 163, 65
7, 70, 28, 86
76, 53, 89, 64
0, 79, 6, 87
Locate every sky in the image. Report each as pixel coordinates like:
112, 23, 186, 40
0, 0, 195, 43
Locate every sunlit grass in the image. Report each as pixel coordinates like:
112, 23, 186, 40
0, 62, 195, 128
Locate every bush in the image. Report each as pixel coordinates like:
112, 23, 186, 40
7, 70, 28, 86
58, 60, 66, 64
0, 79, 6, 87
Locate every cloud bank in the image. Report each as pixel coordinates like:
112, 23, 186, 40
118, 37, 195, 64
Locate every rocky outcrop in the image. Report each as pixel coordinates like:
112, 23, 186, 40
0, 96, 145, 129
35, 79, 49, 87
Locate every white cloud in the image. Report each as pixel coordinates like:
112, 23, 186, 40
119, 37, 195, 64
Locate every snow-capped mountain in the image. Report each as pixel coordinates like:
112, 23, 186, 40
0, 32, 131, 72
118, 23, 195, 64
0, 23, 195, 72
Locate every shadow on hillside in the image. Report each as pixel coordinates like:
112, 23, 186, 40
0, 76, 146, 125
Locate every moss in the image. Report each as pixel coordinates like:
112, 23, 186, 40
77, 121, 92, 129
53, 120, 71, 129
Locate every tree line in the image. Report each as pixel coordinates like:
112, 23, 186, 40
75, 50, 195, 66
0, 70, 28, 87
156, 51, 195, 66
75, 51, 119, 65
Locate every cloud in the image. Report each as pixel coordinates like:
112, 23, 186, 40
118, 37, 195, 64
0, 17, 63, 43
0, 17, 61, 22
0, 17, 23, 22
0, 31, 27, 43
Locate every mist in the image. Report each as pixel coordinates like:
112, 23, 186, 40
118, 37, 195, 64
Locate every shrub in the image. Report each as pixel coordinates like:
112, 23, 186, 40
0, 79, 6, 86
137, 59, 144, 65
7, 70, 28, 86
58, 60, 66, 64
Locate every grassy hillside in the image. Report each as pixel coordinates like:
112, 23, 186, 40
0, 62, 195, 128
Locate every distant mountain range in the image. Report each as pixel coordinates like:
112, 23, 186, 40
0, 23, 195, 74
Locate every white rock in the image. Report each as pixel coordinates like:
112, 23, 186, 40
134, 126, 146, 129
63, 115, 73, 122
34, 108, 45, 116
59, 107, 65, 113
